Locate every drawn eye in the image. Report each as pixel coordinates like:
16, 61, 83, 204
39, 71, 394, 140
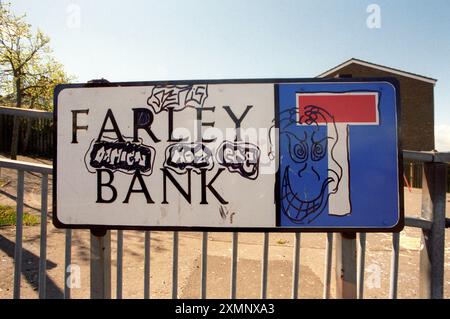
290, 141, 308, 163
284, 132, 308, 163
311, 141, 326, 161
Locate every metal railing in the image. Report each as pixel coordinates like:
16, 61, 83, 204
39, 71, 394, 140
0, 150, 448, 299
0, 158, 72, 299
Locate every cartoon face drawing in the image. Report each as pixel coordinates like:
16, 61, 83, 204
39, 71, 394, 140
280, 105, 342, 224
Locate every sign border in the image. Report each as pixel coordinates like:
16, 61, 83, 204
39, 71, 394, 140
53, 77, 404, 232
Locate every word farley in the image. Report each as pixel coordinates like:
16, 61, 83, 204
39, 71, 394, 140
55, 80, 401, 230
71, 84, 260, 205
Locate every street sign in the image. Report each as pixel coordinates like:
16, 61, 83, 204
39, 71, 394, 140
53, 78, 403, 231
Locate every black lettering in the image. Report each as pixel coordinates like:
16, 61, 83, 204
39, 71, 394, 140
223, 105, 253, 141
71, 109, 89, 143
133, 108, 161, 143
167, 106, 187, 142
96, 169, 117, 203
200, 168, 228, 204
196, 107, 216, 143
97, 109, 125, 142
123, 170, 154, 203
161, 168, 191, 204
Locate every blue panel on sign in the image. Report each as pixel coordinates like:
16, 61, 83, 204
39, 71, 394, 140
277, 81, 400, 229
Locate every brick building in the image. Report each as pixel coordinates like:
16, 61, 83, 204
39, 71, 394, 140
317, 58, 437, 151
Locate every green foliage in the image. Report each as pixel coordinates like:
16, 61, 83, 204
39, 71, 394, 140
23, 57, 74, 111
0, 205, 40, 226
0, 2, 73, 111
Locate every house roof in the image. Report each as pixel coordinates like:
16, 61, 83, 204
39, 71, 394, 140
317, 58, 437, 85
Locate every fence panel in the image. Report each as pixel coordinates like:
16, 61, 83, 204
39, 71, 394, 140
0, 112, 53, 158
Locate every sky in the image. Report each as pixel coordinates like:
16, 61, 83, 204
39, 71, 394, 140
8, 0, 450, 150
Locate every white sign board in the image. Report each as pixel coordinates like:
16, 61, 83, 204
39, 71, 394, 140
55, 82, 277, 229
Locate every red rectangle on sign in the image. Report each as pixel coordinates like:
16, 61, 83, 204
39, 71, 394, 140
298, 93, 378, 124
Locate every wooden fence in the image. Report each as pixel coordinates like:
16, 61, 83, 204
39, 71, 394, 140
0, 111, 53, 158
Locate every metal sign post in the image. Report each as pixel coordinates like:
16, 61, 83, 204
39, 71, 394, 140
334, 232, 357, 299
90, 228, 111, 299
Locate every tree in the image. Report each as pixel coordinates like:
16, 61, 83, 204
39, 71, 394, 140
24, 57, 72, 109
0, 2, 72, 159
21, 58, 72, 152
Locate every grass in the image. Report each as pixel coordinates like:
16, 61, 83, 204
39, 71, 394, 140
0, 205, 40, 226
0, 177, 9, 186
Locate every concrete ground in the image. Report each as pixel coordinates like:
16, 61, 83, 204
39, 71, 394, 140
0, 154, 449, 299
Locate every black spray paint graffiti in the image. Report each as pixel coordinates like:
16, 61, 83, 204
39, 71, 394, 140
84, 136, 156, 176
219, 205, 236, 224
147, 84, 208, 114
279, 106, 343, 224
164, 140, 261, 180
164, 142, 214, 174
216, 141, 260, 180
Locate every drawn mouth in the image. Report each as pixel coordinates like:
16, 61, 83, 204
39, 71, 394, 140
281, 166, 333, 224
